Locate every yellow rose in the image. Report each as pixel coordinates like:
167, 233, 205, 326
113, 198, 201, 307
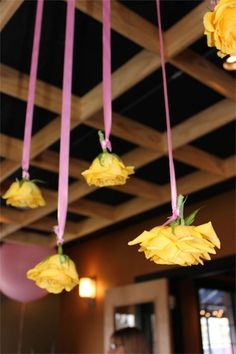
2, 179, 46, 208
203, 0, 236, 57
81, 152, 134, 187
27, 254, 79, 294
128, 222, 220, 266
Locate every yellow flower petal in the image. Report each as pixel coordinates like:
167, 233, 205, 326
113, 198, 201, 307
2, 180, 46, 208
27, 254, 79, 294
195, 222, 221, 248
203, 12, 215, 32
203, 0, 236, 57
128, 230, 155, 245
2, 181, 21, 198
129, 222, 220, 266
82, 152, 134, 187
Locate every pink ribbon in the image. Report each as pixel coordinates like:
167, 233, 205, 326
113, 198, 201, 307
210, 0, 218, 10
102, 0, 112, 152
54, 0, 75, 245
155, 0, 179, 225
21, 0, 44, 180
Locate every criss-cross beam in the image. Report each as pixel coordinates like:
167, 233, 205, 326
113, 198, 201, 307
75, 0, 236, 101
2, 154, 235, 245
1, 62, 235, 183
1, 2, 235, 244
1, 96, 234, 192
1, 0, 235, 182
1, 97, 235, 241
0, 0, 23, 31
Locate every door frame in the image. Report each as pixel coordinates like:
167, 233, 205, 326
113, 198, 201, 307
104, 278, 172, 353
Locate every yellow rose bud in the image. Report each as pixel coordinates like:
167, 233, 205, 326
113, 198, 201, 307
81, 152, 134, 187
2, 179, 46, 209
27, 254, 79, 294
203, 0, 236, 58
128, 222, 220, 266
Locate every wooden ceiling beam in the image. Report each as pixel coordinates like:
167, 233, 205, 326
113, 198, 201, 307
48, 155, 235, 245
1, 0, 229, 186
0, 48, 161, 181
169, 99, 235, 151
75, 0, 159, 54
86, 111, 165, 152
173, 145, 226, 176
0, 1, 235, 245
0, 133, 23, 160
30, 217, 80, 236
68, 199, 116, 220
28, 150, 167, 201
75, 0, 234, 101
164, 2, 208, 58
75, 0, 206, 58
50, 215, 114, 246
1, 131, 227, 204
3, 151, 235, 244
0, 206, 26, 224
0, 0, 23, 31
0, 180, 90, 239
169, 49, 236, 102
1, 96, 233, 187
5, 231, 53, 247
0, 159, 20, 182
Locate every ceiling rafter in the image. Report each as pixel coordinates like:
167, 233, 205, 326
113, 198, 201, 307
75, 0, 235, 101
2, 153, 235, 244
49, 155, 235, 245
0, 0, 23, 31
0, 1, 235, 246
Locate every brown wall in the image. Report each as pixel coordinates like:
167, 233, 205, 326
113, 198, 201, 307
58, 190, 236, 354
0, 293, 60, 354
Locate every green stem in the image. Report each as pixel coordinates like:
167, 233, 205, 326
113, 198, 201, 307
58, 244, 63, 255
177, 194, 185, 225
98, 130, 107, 153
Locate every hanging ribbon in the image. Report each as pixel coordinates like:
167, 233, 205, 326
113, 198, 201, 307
155, 0, 179, 225
101, 0, 112, 152
210, 0, 218, 10
21, 0, 44, 180
53, 0, 75, 245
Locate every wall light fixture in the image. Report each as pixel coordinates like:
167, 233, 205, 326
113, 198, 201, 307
79, 277, 96, 300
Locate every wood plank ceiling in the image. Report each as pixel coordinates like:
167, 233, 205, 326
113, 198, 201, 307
0, 0, 235, 247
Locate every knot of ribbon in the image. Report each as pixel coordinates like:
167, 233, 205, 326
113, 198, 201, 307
163, 208, 180, 226
22, 170, 30, 180
210, 0, 218, 10
100, 137, 112, 152
53, 225, 64, 245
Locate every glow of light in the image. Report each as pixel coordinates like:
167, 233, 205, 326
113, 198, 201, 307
79, 277, 96, 299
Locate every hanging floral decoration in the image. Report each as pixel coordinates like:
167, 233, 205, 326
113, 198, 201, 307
2, 0, 46, 209
129, 0, 220, 267
27, 245, 79, 294
129, 195, 220, 266
203, 0, 236, 58
27, 0, 79, 294
82, 131, 134, 187
81, 0, 135, 187
2, 179, 45, 208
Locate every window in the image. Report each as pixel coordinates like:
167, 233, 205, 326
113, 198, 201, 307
199, 288, 236, 354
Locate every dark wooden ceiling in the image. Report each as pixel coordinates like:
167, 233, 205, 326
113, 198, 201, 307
0, 0, 235, 247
